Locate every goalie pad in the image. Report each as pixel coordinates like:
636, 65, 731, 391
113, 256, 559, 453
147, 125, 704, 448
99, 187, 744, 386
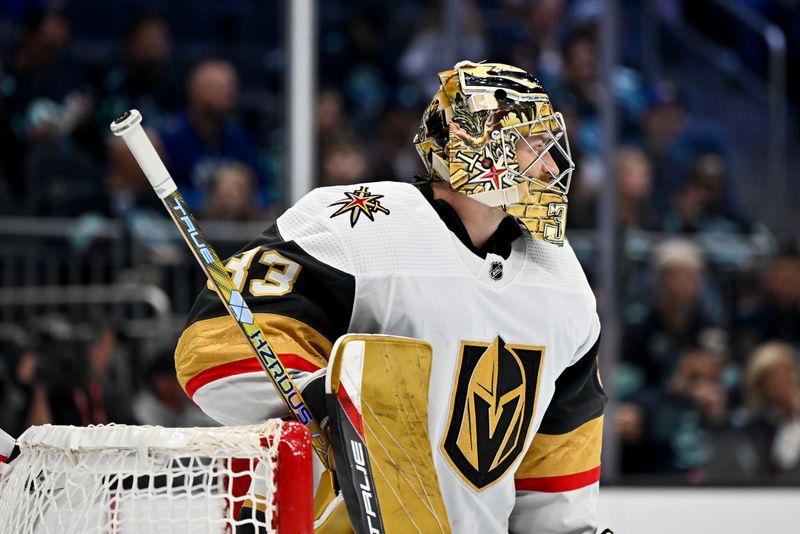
325, 334, 450, 534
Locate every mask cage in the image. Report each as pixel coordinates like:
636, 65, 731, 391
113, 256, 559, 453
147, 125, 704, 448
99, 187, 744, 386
498, 112, 575, 196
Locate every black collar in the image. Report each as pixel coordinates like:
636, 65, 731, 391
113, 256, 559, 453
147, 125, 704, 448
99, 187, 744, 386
416, 181, 522, 260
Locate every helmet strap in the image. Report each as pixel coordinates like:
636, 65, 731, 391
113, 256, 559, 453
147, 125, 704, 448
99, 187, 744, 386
469, 182, 529, 207
431, 152, 449, 182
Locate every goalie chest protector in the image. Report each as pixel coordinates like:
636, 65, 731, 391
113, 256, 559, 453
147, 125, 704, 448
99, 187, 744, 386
277, 181, 600, 533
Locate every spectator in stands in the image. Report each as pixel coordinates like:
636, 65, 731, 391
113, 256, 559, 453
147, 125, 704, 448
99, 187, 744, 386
607, 147, 662, 319
203, 162, 261, 221
316, 86, 362, 171
503, 0, 566, 81
622, 238, 723, 387
86, 324, 136, 421
540, 27, 644, 229
399, 1, 488, 98
322, 7, 400, 132
317, 87, 349, 142
744, 342, 800, 477
0, 329, 51, 437
556, 30, 599, 118
368, 105, 419, 182
736, 242, 800, 359
545, 28, 645, 158
319, 135, 369, 187
159, 59, 262, 210
23, 103, 105, 216
621, 343, 735, 478
36, 319, 135, 426
640, 81, 730, 212
3, 7, 75, 136
97, 14, 180, 131
36, 327, 98, 426
616, 146, 658, 230
67, 129, 180, 265
3, 6, 104, 215
661, 152, 751, 235
133, 352, 216, 427
640, 81, 686, 183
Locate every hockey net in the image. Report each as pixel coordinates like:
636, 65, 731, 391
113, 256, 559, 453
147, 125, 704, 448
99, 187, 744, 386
0, 421, 313, 533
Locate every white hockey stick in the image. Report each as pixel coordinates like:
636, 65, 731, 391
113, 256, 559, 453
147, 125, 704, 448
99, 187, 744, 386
109, 109, 330, 468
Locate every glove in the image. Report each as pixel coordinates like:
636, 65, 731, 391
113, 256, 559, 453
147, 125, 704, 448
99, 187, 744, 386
298, 368, 328, 427
299, 369, 339, 482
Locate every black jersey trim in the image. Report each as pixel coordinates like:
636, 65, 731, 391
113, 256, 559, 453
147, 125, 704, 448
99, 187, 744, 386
184, 221, 355, 345
537, 335, 606, 435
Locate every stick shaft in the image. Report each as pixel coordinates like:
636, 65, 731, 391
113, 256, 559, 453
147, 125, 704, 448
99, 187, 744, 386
110, 110, 330, 467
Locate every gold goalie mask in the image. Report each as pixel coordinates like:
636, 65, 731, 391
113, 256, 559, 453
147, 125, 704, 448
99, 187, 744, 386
413, 61, 575, 246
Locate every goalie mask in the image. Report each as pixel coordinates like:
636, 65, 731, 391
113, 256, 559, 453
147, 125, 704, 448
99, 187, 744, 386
413, 61, 575, 246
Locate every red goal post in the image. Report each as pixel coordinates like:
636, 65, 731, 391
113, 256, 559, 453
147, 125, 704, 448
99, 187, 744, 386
0, 421, 313, 533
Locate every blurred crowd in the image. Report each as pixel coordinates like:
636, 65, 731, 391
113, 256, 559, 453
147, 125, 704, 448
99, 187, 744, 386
0, 318, 215, 441
1, 0, 800, 484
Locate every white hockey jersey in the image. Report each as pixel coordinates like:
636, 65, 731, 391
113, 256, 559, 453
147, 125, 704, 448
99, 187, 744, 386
176, 181, 605, 533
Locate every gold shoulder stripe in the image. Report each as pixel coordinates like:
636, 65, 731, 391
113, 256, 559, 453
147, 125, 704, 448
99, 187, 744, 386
515, 416, 603, 479
175, 313, 332, 390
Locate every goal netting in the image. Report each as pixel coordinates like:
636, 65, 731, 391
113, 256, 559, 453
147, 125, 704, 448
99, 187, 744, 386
0, 421, 313, 533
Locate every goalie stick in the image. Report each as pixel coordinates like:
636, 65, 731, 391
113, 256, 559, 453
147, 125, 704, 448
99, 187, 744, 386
109, 109, 331, 469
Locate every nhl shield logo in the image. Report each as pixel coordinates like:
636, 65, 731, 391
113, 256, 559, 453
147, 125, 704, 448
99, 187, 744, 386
489, 261, 503, 281
441, 336, 543, 491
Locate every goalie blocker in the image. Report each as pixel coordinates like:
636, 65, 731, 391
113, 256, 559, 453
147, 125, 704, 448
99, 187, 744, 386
317, 334, 450, 533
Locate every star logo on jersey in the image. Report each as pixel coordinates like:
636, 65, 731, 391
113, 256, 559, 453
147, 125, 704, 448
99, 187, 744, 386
329, 186, 390, 227
441, 336, 543, 491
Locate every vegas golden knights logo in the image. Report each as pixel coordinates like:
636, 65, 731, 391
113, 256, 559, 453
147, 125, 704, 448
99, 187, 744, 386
442, 336, 543, 490
329, 186, 390, 227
